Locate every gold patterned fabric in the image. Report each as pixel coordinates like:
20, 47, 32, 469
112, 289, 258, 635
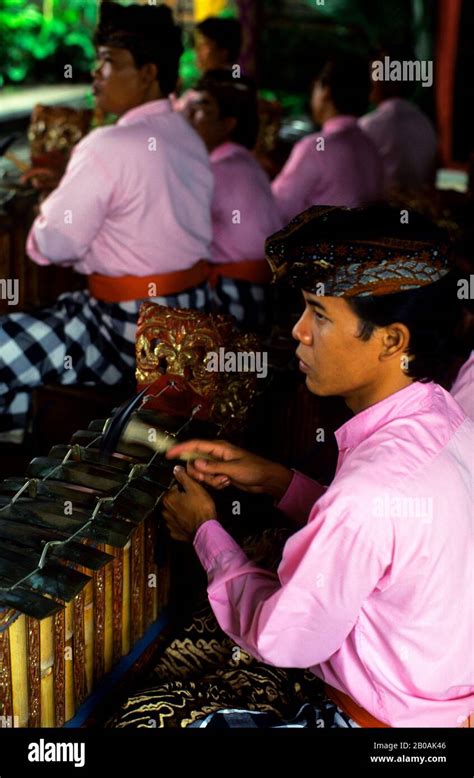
107, 602, 327, 728
107, 528, 330, 729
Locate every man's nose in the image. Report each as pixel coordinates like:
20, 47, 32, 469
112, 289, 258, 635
292, 310, 312, 343
91, 62, 102, 79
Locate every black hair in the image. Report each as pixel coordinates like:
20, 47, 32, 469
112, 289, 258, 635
347, 272, 463, 384
370, 43, 418, 99
94, 2, 183, 96
317, 55, 371, 116
195, 17, 242, 63
195, 69, 259, 149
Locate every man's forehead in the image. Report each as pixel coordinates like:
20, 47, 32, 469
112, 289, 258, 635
193, 92, 217, 107
304, 290, 328, 301
96, 45, 133, 59
303, 292, 350, 311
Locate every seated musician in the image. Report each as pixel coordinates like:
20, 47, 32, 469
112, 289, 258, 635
359, 44, 438, 195
111, 205, 473, 728
0, 3, 213, 443
172, 17, 242, 113
271, 56, 385, 223
187, 69, 282, 329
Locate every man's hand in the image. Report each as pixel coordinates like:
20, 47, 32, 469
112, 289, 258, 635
20, 167, 63, 194
166, 440, 293, 501
161, 466, 217, 542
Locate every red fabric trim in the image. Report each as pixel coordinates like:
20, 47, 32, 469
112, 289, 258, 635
436, 0, 462, 165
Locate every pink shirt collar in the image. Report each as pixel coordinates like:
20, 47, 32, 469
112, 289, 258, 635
335, 381, 432, 451
117, 98, 172, 126
322, 115, 358, 135
210, 141, 246, 163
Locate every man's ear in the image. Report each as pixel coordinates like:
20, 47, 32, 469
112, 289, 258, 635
222, 116, 238, 136
379, 323, 411, 362
320, 84, 332, 103
141, 62, 159, 87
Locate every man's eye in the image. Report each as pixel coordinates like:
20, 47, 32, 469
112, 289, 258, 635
314, 311, 326, 321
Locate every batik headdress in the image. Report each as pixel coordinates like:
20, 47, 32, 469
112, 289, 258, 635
265, 205, 453, 297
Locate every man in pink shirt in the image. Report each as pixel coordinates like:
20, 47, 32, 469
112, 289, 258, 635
188, 69, 282, 330
0, 3, 213, 442
129, 206, 472, 729
271, 57, 384, 223
451, 350, 474, 419
359, 46, 438, 194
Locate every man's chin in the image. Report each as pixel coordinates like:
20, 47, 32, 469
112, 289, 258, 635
94, 96, 114, 115
304, 374, 337, 397
304, 374, 324, 395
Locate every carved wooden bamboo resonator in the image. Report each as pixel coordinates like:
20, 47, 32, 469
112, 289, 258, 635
0, 304, 263, 727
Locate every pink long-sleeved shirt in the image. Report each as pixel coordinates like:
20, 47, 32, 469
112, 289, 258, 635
208, 141, 282, 264
271, 115, 384, 224
451, 351, 474, 420
359, 98, 438, 193
26, 99, 213, 275
194, 381, 474, 728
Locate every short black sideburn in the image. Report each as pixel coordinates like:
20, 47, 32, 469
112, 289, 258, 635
346, 273, 462, 383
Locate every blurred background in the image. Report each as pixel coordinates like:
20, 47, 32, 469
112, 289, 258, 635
1, 0, 473, 167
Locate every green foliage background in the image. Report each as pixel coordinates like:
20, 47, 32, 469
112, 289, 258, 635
0, 0, 240, 90
0, 0, 98, 88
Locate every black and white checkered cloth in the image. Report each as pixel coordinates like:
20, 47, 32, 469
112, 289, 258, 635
187, 702, 360, 729
210, 276, 272, 331
0, 285, 209, 439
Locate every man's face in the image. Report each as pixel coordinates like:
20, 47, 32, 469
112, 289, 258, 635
92, 46, 152, 116
293, 291, 384, 399
310, 80, 328, 124
187, 91, 234, 151
195, 32, 229, 72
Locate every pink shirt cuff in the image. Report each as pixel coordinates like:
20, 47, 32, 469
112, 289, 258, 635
193, 519, 248, 573
26, 222, 52, 266
276, 470, 327, 526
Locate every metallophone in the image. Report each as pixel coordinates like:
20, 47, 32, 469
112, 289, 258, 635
0, 303, 263, 727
